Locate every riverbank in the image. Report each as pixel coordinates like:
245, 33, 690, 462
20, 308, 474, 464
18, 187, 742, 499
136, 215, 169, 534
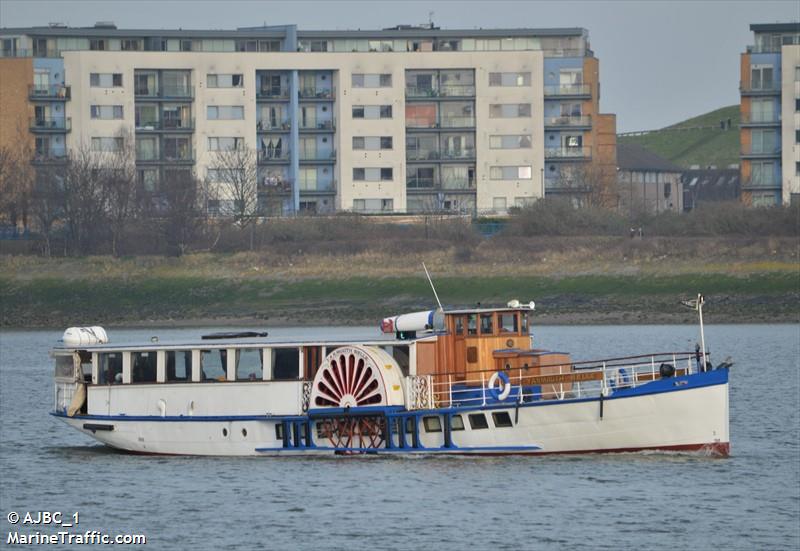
1, 237, 797, 328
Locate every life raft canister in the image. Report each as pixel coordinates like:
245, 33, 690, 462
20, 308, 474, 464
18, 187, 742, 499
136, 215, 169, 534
488, 371, 512, 401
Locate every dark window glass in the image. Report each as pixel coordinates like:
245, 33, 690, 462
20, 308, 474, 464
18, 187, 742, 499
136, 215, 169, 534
492, 411, 513, 428
480, 313, 494, 335
273, 348, 300, 380
132, 351, 157, 383
468, 413, 489, 430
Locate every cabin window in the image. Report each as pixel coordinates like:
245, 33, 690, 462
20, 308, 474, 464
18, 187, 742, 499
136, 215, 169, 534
521, 313, 530, 335
492, 411, 513, 428
79, 351, 92, 382
468, 413, 489, 430
275, 423, 283, 440
451, 414, 465, 431
272, 348, 300, 380
480, 314, 494, 335
467, 314, 478, 335
423, 416, 442, 432
166, 351, 192, 382
54, 356, 74, 379
235, 348, 263, 381
98, 352, 122, 384
455, 317, 464, 335
499, 313, 518, 334
200, 349, 227, 381
132, 351, 157, 383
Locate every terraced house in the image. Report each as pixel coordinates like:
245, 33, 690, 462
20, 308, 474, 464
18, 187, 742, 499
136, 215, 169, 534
739, 22, 800, 206
0, 22, 617, 215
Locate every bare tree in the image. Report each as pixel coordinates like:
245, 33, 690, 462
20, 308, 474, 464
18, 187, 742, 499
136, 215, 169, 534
102, 131, 139, 256
29, 163, 66, 257
0, 136, 35, 231
59, 142, 111, 255
159, 169, 206, 257
206, 145, 259, 249
554, 163, 618, 209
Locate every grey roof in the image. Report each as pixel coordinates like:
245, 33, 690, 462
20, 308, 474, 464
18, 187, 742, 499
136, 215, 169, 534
0, 24, 586, 40
750, 22, 800, 33
617, 143, 682, 173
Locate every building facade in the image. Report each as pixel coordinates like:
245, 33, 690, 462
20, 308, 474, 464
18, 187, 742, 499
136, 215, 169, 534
0, 22, 617, 215
616, 143, 683, 214
739, 23, 800, 206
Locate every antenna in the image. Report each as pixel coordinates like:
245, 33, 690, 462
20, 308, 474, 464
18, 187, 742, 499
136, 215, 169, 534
422, 262, 444, 312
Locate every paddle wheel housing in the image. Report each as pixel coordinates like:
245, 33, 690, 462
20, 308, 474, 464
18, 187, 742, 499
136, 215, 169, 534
309, 346, 405, 450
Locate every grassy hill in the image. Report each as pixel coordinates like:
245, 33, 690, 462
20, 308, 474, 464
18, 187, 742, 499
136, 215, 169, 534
618, 105, 740, 169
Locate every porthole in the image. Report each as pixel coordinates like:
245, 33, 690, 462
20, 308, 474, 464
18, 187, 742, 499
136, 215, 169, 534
222, 427, 228, 437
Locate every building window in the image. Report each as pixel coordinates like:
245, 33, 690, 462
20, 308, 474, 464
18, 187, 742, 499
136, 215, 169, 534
352, 136, 393, 150
89, 39, 107, 51
490, 166, 533, 180
208, 137, 243, 151
353, 168, 365, 181
90, 73, 123, 87
468, 413, 489, 430
207, 74, 244, 88
488, 72, 531, 86
750, 65, 774, 90
207, 105, 244, 120
796, 161, 800, 176
489, 135, 532, 149
380, 168, 393, 181
91, 137, 123, 152
493, 197, 507, 211
489, 104, 531, 118
90, 105, 124, 120
351, 73, 392, 88
352, 106, 365, 119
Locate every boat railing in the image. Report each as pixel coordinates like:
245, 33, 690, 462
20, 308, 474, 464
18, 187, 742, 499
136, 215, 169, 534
415, 352, 704, 410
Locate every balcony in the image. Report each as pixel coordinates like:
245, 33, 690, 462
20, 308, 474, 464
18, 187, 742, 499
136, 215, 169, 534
440, 148, 476, 161
740, 145, 781, 159
257, 88, 290, 100
299, 87, 335, 100
544, 115, 592, 128
135, 118, 195, 132
299, 119, 336, 132
740, 82, 781, 96
258, 149, 291, 164
299, 180, 337, 194
259, 177, 293, 193
28, 85, 70, 101
544, 84, 591, 97
31, 151, 68, 164
740, 113, 780, 127
136, 151, 195, 164
257, 120, 291, 132
299, 150, 336, 163
406, 116, 475, 130
406, 85, 476, 99
135, 86, 194, 101
545, 146, 592, 160
30, 117, 71, 132
406, 177, 476, 191
407, 149, 440, 161
741, 177, 781, 191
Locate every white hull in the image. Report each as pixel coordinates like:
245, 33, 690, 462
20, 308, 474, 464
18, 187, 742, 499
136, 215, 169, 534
58, 377, 729, 457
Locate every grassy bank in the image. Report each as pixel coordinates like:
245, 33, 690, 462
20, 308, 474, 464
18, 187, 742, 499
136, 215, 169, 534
1, 240, 797, 327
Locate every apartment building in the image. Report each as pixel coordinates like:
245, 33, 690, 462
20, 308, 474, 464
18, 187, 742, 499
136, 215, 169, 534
739, 22, 800, 206
0, 22, 617, 215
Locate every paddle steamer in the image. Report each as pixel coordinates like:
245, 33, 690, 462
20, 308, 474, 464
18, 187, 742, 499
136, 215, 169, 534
51, 296, 730, 456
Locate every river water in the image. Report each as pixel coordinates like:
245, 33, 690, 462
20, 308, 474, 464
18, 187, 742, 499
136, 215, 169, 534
1, 324, 798, 550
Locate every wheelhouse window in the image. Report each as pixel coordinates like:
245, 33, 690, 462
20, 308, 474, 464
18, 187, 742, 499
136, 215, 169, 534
467, 314, 478, 335
235, 348, 263, 381
521, 312, 530, 335
468, 413, 489, 430
132, 352, 157, 383
98, 352, 122, 384
166, 350, 191, 382
499, 313, 518, 334
455, 317, 464, 335
200, 349, 227, 381
480, 313, 494, 335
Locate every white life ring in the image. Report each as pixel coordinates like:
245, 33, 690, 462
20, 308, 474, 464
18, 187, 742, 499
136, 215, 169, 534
488, 371, 512, 401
